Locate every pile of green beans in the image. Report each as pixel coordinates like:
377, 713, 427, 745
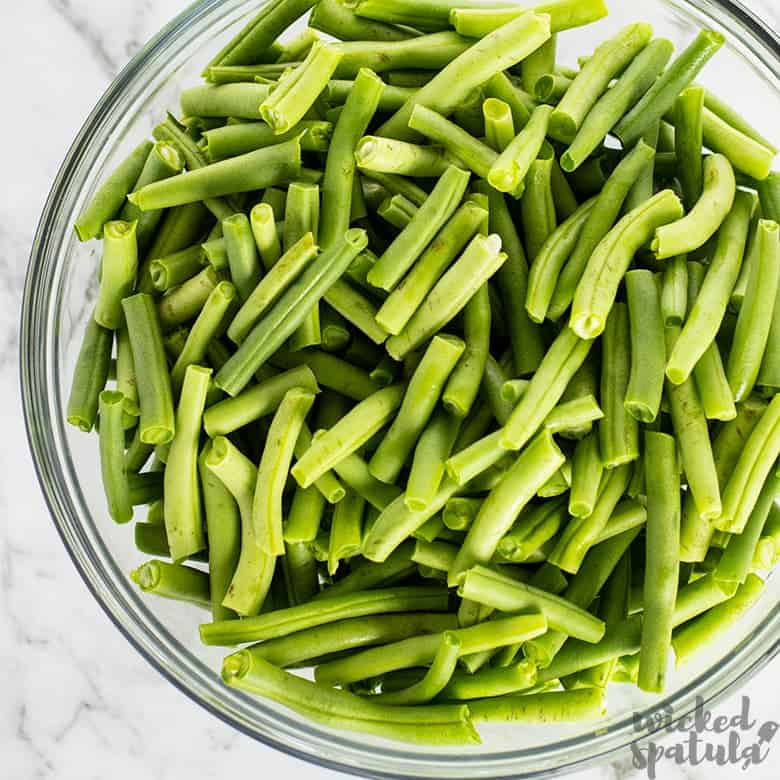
67, 0, 778, 746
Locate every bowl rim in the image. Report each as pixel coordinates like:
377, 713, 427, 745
19, 0, 780, 778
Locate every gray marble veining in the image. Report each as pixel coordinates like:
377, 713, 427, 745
1, 2, 778, 778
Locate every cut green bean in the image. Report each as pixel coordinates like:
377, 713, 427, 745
98, 392, 133, 524
164, 365, 210, 561
548, 140, 655, 321
496, 497, 567, 563
130, 559, 210, 609
67, 316, 113, 432
94, 221, 139, 330
666, 190, 755, 384
613, 29, 724, 146
75, 140, 153, 242
385, 234, 507, 360
568, 432, 603, 518
727, 220, 780, 401
570, 189, 683, 340
560, 38, 674, 171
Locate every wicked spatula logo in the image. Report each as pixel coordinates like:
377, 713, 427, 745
630, 696, 778, 778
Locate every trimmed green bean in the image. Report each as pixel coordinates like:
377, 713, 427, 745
75, 140, 153, 242
614, 29, 724, 146
569, 432, 603, 518
666, 190, 754, 384
661, 255, 688, 326
130, 559, 210, 608
548, 140, 655, 321
310, 0, 415, 43
496, 497, 567, 563
385, 234, 507, 360
370, 335, 464, 483
98, 392, 133, 524
67, 316, 113, 432
570, 189, 683, 339
727, 220, 780, 401
272, 349, 378, 400
328, 490, 365, 575
674, 86, 705, 210
701, 107, 776, 181
560, 38, 673, 171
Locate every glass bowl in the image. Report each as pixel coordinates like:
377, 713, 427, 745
20, 1, 780, 777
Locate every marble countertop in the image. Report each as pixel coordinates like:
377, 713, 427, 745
2, 2, 779, 778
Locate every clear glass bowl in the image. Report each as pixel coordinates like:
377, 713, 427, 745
20, 1, 780, 776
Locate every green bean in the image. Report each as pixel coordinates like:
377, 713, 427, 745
560, 39, 674, 171
485, 104, 551, 194
652, 153, 737, 259
442, 498, 481, 532
412, 539, 457, 573
293, 384, 405, 488
674, 86, 705, 209
284, 483, 327, 544
328, 79, 416, 113
203, 120, 332, 162
672, 573, 764, 667
319, 305, 351, 352
205, 436, 275, 616
163, 365, 211, 562
520, 31, 556, 93
485, 190, 544, 375
614, 29, 724, 146
258, 42, 342, 133
216, 229, 368, 395
198, 444, 241, 621
377, 12, 552, 141
450, 0, 608, 37
496, 497, 567, 563
67, 316, 113, 432
323, 280, 388, 345
125, 428, 154, 475
355, 136, 452, 177
98, 392, 133, 524
569, 432, 603, 519
448, 430, 565, 583
469, 688, 605, 723
227, 233, 317, 344
727, 220, 780, 401
170, 282, 236, 392
637, 432, 680, 693
701, 107, 776, 182
375, 199, 486, 336
224, 650, 479, 744
281, 541, 318, 608
460, 565, 605, 644
623, 270, 665, 423
483, 72, 532, 131
525, 526, 639, 667
315, 612, 546, 685
550, 23, 652, 142
377, 194, 416, 230
442, 285, 490, 418
253, 389, 316, 557
272, 349, 378, 400
624, 120, 659, 213
482, 98, 515, 152
501, 327, 593, 451
526, 197, 595, 323
145, 203, 212, 282
327, 452, 401, 512
666, 190, 754, 384
368, 166, 471, 292
204, 0, 316, 69
180, 83, 269, 120
122, 294, 175, 444
249, 203, 282, 270
405, 411, 461, 512
219, 214, 259, 302
570, 189, 683, 340
661, 255, 688, 326
715, 472, 780, 585
757, 170, 780, 222
550, 464, 632, 575
318, 544, 416, 600
319, 70, 384, 252
534, 72, 571, 104
93, 221, 139, 330
680, 397, 766, 562
128, 139, 301, 211
320, 0, 415, 38
370, 335, 464, 483
249, 612, 456, 668
157, 266, 219, 332
130, 559, 210, 609
594, 500, 647, 544
201, 585, 448, 645
548, 140, 655, 321
664, 326, 721, 520
408, 105, 498, 179
328, 490, 365, 575
385, 234, 507, 360
150, 244, 205, 291
127, 471, 163, 506
202, 365, 316, 436
75, 140, 153, 242
716, 395, 780, 534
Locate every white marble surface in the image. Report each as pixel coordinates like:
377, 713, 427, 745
2, 2, 780, 779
